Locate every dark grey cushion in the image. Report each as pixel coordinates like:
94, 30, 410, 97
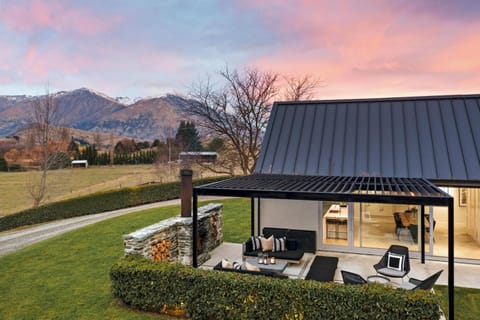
213, 261, 288, 278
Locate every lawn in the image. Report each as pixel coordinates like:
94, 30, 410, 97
435, 285, 480, 320
0, 198, 250, 319
0, 197, 478, 319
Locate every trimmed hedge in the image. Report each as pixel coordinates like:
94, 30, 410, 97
0, 176, 227, 232
110, 256, 442, 320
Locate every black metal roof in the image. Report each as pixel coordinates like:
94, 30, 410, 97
195, 174, 452, 206
255, 94, 480, 185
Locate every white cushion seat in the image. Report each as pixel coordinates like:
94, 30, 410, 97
376, 267, 407, 278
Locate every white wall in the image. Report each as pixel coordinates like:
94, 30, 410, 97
466, 188, 480, 243
259, 199, 319, 232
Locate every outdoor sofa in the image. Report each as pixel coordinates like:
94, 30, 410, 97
213, 261, 288, 278
242, 227, 316, 263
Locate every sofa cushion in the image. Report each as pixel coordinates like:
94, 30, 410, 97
376, 267, 406, 277
250, 236, 262, 251
268, 249, 304, 261
260, 235, 274, 251
273, 237, 287, 252
263, 227, 316, 253
221, 259, 233, 269
286, 238, 297, 250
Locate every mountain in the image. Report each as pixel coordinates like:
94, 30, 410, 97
0, 88, 193, 141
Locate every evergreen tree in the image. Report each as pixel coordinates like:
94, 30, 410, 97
152, 139, 161, 148
0, 155, 8, 172
68, 138, 79, 153
175, 121, 202, 151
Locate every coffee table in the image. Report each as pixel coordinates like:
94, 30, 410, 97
245, 258, 288, 273
367, 275, 391, 284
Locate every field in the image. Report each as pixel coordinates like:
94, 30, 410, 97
0, 163, 213, 216
0, 198, 250, 319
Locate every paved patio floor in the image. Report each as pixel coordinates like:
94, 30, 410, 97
203, 242, 480, 289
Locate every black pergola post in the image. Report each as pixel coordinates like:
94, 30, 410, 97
257, 198, 261, 236
448, 198, 455, 320
420, 205, 425, 264
250, 197, 255, 236
192, 192, 198, 268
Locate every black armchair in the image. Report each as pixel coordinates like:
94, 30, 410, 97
374, 245, 410, 279
399, 270, 443, 291
341, 270, 367, 285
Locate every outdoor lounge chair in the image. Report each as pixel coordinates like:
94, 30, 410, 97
341, 270, 367, 285
373, 245, 410, 279
399, 270, 443, 291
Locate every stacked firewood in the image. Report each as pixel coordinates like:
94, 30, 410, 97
152, 239, 171, 261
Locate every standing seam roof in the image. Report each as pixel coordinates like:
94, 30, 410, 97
255, 94, 480, 183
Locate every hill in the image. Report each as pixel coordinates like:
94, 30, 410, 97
0, 88, 193, 141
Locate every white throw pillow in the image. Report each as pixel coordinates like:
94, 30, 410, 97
260, 235, 274, 252
221, 259, 233, 269
387, 252, 404, 271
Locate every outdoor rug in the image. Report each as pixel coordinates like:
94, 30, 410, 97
304, 256, 339, 282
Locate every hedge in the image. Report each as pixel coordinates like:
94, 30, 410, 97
0, 176, 227, 232
110, 256, 442, 320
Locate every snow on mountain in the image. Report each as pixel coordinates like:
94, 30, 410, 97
0, 88, 194, 141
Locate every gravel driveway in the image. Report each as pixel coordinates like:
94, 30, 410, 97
0, 199, 182, 257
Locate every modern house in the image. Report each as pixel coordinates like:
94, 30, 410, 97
193, 94, 480, 317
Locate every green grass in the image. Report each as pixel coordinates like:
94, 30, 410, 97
0, 198, 250, 319
435, 285, 480, 320
0, 196, 478, 319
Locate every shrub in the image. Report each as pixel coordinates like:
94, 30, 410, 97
110, 256, 442, 320
0, 176, 227, 232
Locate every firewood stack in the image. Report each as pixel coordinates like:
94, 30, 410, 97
152, 239, 171, 262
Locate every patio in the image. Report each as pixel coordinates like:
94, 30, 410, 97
202, 242, 480, 289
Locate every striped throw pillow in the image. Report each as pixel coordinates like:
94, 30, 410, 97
250, 236, 262, 251
272, 236, 287, 252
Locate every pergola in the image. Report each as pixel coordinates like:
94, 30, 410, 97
193, 173, 455, 318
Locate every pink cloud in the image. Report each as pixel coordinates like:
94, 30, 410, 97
243, 1, 480, 98
0, 0, 122, 36
19, 42, 93, 83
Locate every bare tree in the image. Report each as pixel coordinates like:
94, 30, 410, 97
185, 66, 322, 175
109, 133, 115, 165
186, 66, 279, 175
26, 90, 68, 207
283, 74, 323, 101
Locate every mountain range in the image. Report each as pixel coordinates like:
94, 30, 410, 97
0, 88, 194, 141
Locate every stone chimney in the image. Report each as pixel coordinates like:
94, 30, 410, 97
180, 169, 193, 217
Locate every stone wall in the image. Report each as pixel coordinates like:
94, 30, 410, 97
123, 203, 223, 266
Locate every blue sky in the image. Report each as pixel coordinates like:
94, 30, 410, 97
1, 0, 479, 99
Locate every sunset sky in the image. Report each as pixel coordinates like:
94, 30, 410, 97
1, 0, 480, 99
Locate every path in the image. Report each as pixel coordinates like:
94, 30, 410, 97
0, 199, 183, 257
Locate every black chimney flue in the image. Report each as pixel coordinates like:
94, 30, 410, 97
180, 169, 193, 217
